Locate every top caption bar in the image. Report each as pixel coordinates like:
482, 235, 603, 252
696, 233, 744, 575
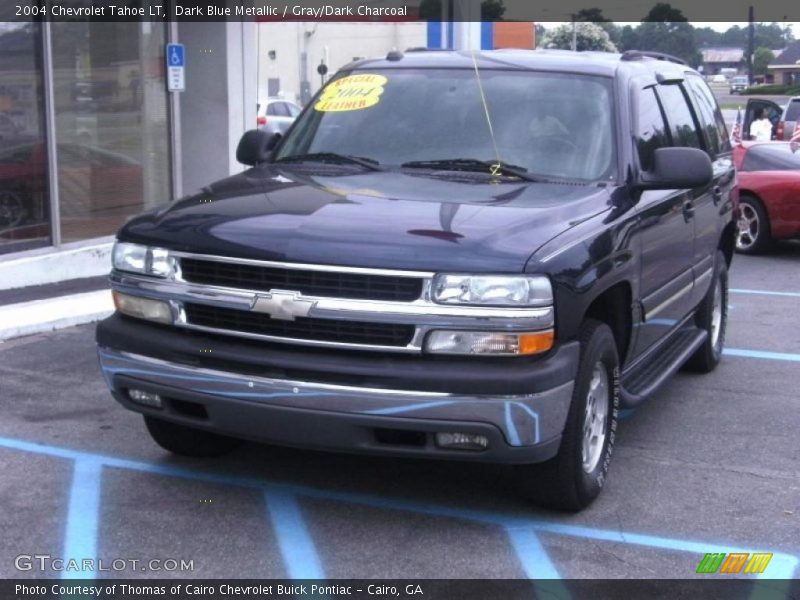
2, 0, 800, 22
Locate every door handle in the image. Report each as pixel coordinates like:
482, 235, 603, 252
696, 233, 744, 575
682, 199, 695, 222
712, 186, 723, 205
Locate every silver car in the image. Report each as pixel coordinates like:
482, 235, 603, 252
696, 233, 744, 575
778, 97, 799, 141
256, 98, 301, 135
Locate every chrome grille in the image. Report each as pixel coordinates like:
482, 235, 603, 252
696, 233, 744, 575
180, 258, 423, 302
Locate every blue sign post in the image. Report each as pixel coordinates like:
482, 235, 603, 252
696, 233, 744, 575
166, 43, 185, 92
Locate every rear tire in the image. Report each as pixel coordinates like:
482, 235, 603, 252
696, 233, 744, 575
516, 319, 620, 512
685, 250, 728, 373
144, 416, 242, 457
736, 195, 772, 254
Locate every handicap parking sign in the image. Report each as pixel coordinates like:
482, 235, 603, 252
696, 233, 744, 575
166, 43, 185, 91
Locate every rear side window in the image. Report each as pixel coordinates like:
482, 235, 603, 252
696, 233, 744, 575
785, 100, 800, 121
635, 88, 669, 171
685, 75, 731, 155
655, 84, 702, 149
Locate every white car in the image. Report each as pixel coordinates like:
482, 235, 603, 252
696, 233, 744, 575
256, 99, 301, 135
711, 74, 727, 84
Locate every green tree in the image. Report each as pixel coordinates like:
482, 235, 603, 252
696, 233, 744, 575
753, 47, 775, 75
573, 8, 621, 47
541, 22, 617, 52
637, 3, 701, 66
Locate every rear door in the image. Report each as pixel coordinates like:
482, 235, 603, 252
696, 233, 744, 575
743, 99, 782, 140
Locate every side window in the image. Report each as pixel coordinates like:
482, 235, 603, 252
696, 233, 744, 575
685, 76, 726, 156
635, 87, 669, 172
655, 84, 702, 149
286, 103, 301, 117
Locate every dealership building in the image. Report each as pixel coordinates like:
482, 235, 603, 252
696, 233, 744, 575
0, 17, 534, 276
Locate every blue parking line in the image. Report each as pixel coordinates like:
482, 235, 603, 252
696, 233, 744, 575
62, 459, 102, 580
505, 526, 562, 580
1, 436, 798, 580
724, 348, 800, 362
730, 288, 800, 298
264, 490, 325, 579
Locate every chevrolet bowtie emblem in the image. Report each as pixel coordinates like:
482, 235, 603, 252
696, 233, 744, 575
251, 290, 316, 321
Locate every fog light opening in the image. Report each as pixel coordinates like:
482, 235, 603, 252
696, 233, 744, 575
435, 432, 489, 451
127, 388, 163, 409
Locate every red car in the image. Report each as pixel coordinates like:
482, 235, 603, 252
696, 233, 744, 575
732, 141, 800, 254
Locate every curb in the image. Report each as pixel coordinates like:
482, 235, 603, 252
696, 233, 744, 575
0, 290, 114, 342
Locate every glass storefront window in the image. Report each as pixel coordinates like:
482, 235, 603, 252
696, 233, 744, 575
0, 22, 51, 254
52, 22, 170, 243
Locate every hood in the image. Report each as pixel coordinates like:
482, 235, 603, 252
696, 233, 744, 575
120, 166, 613, 273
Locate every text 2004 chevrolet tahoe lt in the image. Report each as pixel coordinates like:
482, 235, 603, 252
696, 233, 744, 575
97, 49, 736, 510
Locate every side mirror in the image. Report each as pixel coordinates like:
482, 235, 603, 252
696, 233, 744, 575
236, 129, 281, 166
638, 147, 713, 190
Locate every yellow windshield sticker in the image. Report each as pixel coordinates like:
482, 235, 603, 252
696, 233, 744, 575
314, 74, 387, 112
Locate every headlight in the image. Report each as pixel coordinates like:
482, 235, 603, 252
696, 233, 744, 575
432, 274, 552, 307
112, 242, 173, 278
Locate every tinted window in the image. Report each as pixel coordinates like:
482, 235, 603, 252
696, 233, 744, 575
635, 88, 669, 171
286, 103, 301, 117
267, 103, 288, 117
785, 100, 800, 121
741, 143, 800, 171
277, 69, 618, 182
686, 75, 730, 155
656, 84, 702, 149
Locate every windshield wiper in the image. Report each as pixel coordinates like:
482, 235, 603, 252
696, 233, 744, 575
401, 158, 540, 182
275, 152, 383, 171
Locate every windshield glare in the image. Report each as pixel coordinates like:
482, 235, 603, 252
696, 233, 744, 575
275, 68, 617, 182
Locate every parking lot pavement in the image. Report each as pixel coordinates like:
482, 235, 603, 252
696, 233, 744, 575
0, 246, 799, 580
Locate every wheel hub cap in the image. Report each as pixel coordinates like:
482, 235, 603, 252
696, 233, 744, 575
736, 204, 759, 250
582, 362, 609, 473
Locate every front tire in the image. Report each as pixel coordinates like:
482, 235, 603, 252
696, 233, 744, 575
736, 195, 772, 254
516, 319, 620, 512
685, 250, 728, 373
144, 416, 242, 457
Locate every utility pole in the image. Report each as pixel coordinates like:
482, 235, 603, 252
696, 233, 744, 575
571, 15, 577, 51
747, 6, 754, 83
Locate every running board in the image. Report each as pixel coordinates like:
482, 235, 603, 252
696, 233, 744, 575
620, 327, 707, 408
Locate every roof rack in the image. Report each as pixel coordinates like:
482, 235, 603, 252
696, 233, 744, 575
620, 50, 687, 66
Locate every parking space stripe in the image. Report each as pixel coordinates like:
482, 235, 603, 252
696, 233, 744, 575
724, 348, 800, 362
730, 288, 800, 298
1, 435, 798, 580
264, 490, 325, 579
62, 459, 102, 580
505, 526, 562, 580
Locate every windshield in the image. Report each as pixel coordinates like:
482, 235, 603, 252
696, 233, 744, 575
275, 68, 618, 182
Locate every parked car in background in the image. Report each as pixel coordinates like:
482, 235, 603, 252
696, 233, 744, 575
711, 74, 727, 84
256, 98, 301, 135
732, 141, 800, 254
729, 76, 749, 94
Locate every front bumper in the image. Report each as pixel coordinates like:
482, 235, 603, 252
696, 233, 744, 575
97, 317, 578, 464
